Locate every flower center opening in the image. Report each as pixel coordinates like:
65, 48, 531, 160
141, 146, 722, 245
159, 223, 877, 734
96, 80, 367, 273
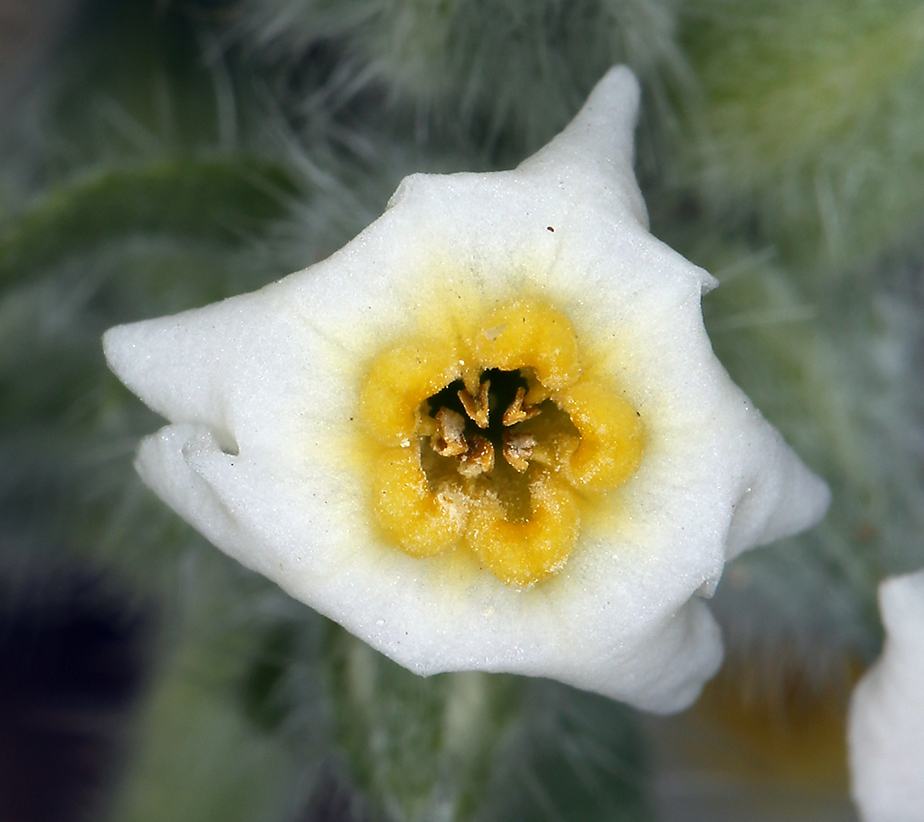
358, 298, 645, 587
418, 368, 579, 521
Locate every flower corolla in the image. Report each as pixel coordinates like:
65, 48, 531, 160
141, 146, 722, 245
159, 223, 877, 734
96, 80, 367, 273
849, 570, 924, 821
103, 67, 829, 713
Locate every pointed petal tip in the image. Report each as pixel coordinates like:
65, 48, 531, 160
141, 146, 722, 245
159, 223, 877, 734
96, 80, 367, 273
134, 423, 244, 558
516, 65, 647, 225
764, 457, 832, 546
103, 303, 245, 433
768, 451, 832, 540
809, 468, 833, 523
590, 65, 642, 117
725, 438, 832, 560
575, 65, 642, 148
102, 322, 140, 389
103, 318, 172, 418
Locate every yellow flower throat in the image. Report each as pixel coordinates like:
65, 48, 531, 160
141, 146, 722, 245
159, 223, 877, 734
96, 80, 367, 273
359, 298, 644, 587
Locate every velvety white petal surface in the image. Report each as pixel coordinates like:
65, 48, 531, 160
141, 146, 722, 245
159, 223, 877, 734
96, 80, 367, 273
104, 67, 829, 713
849, 570, 924, 821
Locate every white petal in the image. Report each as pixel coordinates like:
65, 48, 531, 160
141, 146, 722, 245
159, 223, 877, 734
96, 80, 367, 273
104, 67, 829, 713
849, 570, 924, 821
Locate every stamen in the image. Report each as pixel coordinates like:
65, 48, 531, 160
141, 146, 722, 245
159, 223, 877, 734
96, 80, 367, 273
458, 380, 491, 429
502, 431, 537, 473
432, 407, 468, 457
502, 386, 541, 426
459, 435, 495, 477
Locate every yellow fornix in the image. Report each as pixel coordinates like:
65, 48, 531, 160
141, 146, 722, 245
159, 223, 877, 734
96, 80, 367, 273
359, 298, 644, 587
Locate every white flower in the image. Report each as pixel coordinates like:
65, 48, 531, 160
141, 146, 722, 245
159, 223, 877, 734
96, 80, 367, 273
849, 570, 924, 821
103, 67, 829, 713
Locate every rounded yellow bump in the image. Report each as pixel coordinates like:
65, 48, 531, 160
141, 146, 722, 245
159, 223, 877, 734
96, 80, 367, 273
469, 300, 581, 391
360, 342, 462, 445
558, 379, 644, 490
465, 472, 580, 587
372, 447, 467, 557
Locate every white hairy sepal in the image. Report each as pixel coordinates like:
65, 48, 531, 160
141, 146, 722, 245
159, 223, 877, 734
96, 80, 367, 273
104, 67, 829, 713
849, 570, 924, 821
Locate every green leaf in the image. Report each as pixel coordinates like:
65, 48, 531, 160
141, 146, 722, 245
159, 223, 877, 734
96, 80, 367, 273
0, 157, 299, 287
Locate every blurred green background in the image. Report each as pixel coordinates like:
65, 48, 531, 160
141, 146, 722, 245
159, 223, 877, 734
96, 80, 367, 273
2, 1, 922, 820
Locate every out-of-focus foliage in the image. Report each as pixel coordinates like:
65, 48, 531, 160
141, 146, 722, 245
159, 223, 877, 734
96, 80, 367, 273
2, 0, 922, 819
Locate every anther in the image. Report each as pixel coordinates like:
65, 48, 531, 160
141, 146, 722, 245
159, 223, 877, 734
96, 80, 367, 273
502, 431, 537, 473
459, 435, 495, 477
458, 380, 491, 429
502, 386, 541, 426
432, 407, 468, 457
